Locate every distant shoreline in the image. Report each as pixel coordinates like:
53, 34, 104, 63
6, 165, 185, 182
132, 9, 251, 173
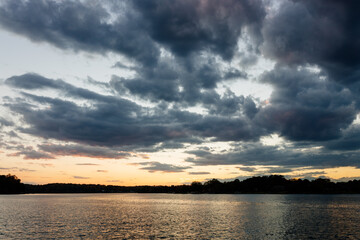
2, 174, 360, 194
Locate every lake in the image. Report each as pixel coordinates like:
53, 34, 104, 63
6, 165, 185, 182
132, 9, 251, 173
1, 194, 360, 239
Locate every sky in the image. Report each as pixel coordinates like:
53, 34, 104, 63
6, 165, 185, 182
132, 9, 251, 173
1, 0, 360, 185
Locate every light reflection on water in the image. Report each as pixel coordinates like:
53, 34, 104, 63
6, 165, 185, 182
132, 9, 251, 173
1, 194, 360, 239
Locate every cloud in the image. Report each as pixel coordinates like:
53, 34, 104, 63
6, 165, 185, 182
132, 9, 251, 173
255, 66, 357, 141
0, 0, 262, 107
4, 83, 184, 147
188, 171, 210, 175
1, 0, 360, 173
0, 0, 159, 65
324, 125, 360, 151
110, 56, 249, 107
5, 73, 121, 103
6, 145, 54, 160
0, 167, 36, 172
5, 74, 60, 89
264, 167, 294, 174
137, 162, 191, 173
262, 0, 360, 85
186, 142, 360, 168
73, 176, 90, 179
39, 144, 131, 159
97, 170, 108, 173
0, 0, 265, 66
0, 117, 13, 128
132, 0, 265, 60
4, 70, 360, 169
4, 73, 265, 147
237, 167, 257, 172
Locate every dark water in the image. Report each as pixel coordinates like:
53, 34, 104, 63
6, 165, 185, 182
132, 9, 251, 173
1, 194, 360, 239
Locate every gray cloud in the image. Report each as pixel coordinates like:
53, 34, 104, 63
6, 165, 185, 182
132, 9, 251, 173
186, 142, 360, 168
132, 0, 265, 60
255, 66, 357, 141
4, 73, 265, 147
324, 125, 360, 151
5, 74, 60, 90
264, 167, 294, 174
237, 167, 257, 172
73, 176, 90, 179
137, 162, 191, 173
188, 171, 210, 175
110, 56, 249, 107
6, 145, 54, 160
0, 0, 159, 65
39, 144, 131, 159
262, 0, 360, 85
0, 0, 264, 111
0, 0, 265, 66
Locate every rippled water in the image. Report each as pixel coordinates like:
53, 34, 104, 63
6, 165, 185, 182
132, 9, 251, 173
1, 194, 360, 239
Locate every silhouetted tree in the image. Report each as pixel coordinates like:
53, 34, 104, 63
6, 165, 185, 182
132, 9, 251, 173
190, 181, 203, 193
4, 174, 360, 194
0, 174, 25, 194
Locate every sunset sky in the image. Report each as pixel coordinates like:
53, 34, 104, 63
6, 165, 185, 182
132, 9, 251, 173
1, 0, 360, 185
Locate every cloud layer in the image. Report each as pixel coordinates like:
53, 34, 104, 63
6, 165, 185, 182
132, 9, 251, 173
1, 0, 360, 174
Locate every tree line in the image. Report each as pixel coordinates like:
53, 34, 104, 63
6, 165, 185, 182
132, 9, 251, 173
1, 174, 360, 194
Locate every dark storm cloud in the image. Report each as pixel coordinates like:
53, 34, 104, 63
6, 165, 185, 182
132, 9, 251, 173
0, 0, 265, 65
186, 143, 360, 168
4, 74, 189, 147
5, 70, 359, 157
5, 92, 181, 147
4, 74, 263, 148
1, 0, 360, 170
0, 0, 264, 113
6, 73, 123, 104
38, 144, 131, 159
132, 0, 265, 60
255, 66, 357, 141
262, 0, 360, 84
325, 126, 360, 151
137, 162, 191, 173
110, 56, 249, 107
189, 115, 263, 141
201, 90, 256, 116
0, 0, 159, 65
0, 0, 264, 108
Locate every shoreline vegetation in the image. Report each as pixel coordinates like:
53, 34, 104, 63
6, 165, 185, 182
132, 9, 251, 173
1, 174, 360, 194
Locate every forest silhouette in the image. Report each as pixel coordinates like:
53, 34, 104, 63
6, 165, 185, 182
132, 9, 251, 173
1, 174, 360, 194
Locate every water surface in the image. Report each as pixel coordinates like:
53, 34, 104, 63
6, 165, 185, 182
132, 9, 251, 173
1, 194, 360, 239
